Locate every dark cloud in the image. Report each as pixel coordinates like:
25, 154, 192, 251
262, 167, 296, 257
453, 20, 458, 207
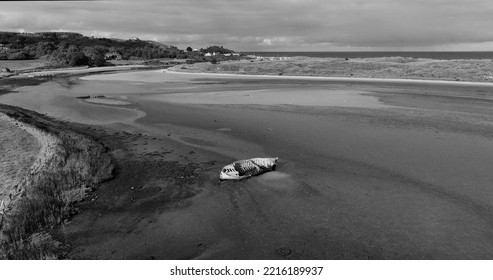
1, 0, 492, 50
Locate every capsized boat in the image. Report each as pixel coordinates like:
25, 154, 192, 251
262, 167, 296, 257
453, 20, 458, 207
219, 157, 278, 180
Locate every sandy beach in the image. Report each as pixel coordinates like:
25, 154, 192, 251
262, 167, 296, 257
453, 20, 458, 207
1, 68, 493, 259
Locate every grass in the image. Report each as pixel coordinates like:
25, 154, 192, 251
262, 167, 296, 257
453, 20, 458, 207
0, 118, 41, 196
169, 56, 493, 83
0, 104, 114, 259
0, 59, 50, 71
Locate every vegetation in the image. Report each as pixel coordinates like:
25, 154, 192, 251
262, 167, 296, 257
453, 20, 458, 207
0, 105, 114, 259
199, 45, 234, 54
0, 32, 243, 68
168, 56, 493, 83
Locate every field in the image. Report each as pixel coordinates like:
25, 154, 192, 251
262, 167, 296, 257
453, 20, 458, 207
0, 59, 50, 71
171, 56, 493, 83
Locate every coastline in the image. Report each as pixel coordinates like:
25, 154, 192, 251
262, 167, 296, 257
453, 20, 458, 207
0, 64, 169, 81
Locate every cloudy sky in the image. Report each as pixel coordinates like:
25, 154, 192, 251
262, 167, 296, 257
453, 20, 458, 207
1, 0, 493, 51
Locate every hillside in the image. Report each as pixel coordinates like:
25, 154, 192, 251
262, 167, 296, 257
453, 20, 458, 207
0, 32, 242, 69
0, 32, 188, 66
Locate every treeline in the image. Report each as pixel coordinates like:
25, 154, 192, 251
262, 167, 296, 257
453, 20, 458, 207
199, 45, 235, 54
0, 32, 187, 66
0, 32, 242, 67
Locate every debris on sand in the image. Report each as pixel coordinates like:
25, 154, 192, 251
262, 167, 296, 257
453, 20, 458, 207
219, 157, 278, 180
276, 246, 292, 257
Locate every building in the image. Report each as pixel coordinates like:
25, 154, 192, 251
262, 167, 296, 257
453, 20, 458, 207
104, 52, 122, 60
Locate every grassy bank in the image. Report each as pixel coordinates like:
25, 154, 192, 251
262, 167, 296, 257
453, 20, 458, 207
0, 59, 178, 79
0, 104, 114, 259
170, 56, 493, 83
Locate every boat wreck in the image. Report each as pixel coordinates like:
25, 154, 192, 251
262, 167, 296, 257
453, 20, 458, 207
219, 157, 278, 180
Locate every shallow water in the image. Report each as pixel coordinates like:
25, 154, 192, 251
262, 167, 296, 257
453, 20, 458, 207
3, 71, 493, 259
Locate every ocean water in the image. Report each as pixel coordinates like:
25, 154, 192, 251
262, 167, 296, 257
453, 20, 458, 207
241, 51, 493, 60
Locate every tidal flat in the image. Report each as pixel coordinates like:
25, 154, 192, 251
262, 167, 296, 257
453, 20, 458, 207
1, 68, 493, 259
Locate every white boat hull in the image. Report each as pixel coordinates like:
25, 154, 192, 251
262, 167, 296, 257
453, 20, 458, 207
220, 157, 278, 180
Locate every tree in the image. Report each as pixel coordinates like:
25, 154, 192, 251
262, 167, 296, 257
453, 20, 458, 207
84, 47, 106, 67
201, 45, 234, 54
186, 46, 193, 52
0, 51, 9, 60
35, 42, 55, 58
8, 51, 29, 60
68, 52, 88, 66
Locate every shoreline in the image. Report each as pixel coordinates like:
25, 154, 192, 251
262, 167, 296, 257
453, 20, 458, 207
0, 112, 60, 214
0, 104, 114, 259
1, 64, 169, 80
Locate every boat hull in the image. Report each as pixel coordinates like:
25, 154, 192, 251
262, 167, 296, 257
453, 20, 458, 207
219, 157, 278, 180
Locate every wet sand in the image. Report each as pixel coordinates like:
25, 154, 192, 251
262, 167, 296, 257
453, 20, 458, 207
2, 70, 493, 259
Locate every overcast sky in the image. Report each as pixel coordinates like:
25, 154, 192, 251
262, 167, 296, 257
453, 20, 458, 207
1, 0, 493, 51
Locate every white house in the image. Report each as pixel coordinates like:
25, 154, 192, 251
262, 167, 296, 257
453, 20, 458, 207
204, 53, 212, 57
104, 52, 122, 60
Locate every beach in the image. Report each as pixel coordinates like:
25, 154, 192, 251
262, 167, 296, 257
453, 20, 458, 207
1, 67, 492, 259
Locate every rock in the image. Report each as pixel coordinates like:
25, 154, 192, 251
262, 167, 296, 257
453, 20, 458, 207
276, 246, 292, 257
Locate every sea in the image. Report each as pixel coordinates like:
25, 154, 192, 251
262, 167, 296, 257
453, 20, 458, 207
241, 51, 493, 60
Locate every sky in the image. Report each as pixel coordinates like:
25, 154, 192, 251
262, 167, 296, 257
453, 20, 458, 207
1, 0, 493, 51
